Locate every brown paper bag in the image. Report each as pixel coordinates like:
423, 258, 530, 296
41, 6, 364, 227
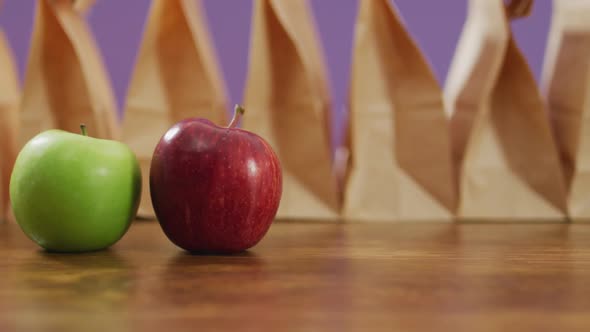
341, 0, 456, 222
0, 29, 19, 222
122, 0, 228, 218
542, 0, 590, 220
243, 0, 340, 220
445, 0, 567, 220
20, 0, 119, 146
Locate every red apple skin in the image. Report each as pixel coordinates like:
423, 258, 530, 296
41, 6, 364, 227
150, 118, 282, 254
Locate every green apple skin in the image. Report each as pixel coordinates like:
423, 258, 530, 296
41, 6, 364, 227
10, 130, 141, 252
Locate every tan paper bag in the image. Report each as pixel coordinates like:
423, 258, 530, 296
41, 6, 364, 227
122, 0, 228, 218
445, 0, 567, 220
542, 0, 590, 220
342, 0, 456, 222
243, 0, 340, 220
0, 29, 19, 222
20, 0, 118, 146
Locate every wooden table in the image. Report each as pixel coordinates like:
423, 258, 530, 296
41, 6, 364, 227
1, 221, 590, 332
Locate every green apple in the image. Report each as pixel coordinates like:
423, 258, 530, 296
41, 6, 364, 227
10, 126, 141, 252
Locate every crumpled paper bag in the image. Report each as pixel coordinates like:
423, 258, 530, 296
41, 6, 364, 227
445, 0, 567, 220
0, 28, 19, 222
243, 0, 340, 220
542, 0, 590, 221
342, 0, 456, 222
122, 0, 228, 219
20, 0, 119, 146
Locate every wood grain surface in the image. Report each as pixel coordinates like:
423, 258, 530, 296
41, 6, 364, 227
1, 221, 590, 332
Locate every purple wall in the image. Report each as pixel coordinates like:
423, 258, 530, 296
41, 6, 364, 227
0, 0, 552, 139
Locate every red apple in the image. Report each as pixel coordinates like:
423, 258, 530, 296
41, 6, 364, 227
150, 105, 282, 253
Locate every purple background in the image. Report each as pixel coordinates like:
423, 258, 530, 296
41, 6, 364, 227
0, 0, 552, 141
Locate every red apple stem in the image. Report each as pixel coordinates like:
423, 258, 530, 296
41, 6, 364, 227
80, 124, 87, 136
228, 105, 245, 129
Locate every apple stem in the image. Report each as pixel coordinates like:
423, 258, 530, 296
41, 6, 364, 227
228, 105, 245, 129
80, 124, 88, 136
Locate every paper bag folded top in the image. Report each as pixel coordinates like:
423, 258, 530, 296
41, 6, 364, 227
123, 0, 228, 218
445, 0, 567, 220
342, 0, 456, 222
243, 0, 340, 220
0, 30, 19, 222
20, 0, 119, 146
542, 0, 590, 220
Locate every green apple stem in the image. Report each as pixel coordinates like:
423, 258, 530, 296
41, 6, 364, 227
80, 124, 87, 136
228, 105, 245, 129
